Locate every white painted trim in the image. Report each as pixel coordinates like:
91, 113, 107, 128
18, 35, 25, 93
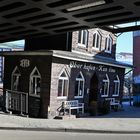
92, 31, 102, 50
112, 75, 120, 96
105, 35, 113, 54
29, 94, 41, 98
30, 66, 41, 77
112, 94, 119, 97
58, 69, 69, 98
11, 66, 21, 91
101, 95, 108, 97
74, 96, 84, 99
101, 74, 110, 97
57, 96, 67, 100
78, 43, 86, 48
78, 30, 88, 48
29, 67, 41, 97
74, 71, 85, 98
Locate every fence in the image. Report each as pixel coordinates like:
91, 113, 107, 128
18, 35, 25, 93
5, 89, 28, 114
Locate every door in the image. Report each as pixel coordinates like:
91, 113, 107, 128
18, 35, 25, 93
89, 73, 99, 104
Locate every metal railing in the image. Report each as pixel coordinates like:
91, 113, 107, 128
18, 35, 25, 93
5, 89, 28, 114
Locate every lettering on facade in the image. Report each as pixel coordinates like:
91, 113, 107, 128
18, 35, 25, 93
98, 65, 107, 72
69, 61, 82, 69
83, 63, 96, 71
69, 61, 116, 73
109, 67, 116, 73
20, 59, 30, 68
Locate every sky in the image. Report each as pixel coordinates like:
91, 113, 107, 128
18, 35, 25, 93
116, 31, 133, 54
0, 40, 25, 49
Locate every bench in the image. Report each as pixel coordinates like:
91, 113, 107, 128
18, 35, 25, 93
62, 100, 84, 115
105, 98, 120, 110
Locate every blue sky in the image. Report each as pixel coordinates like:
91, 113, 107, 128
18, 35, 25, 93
116, 31, 133, 54
0, 40, 25, 48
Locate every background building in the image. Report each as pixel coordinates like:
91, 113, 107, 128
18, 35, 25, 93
0, 41, 24, 84
133, 31, 140, 106
0, 41, 24, 103
116, 52, 133, 65
116, 52, 133, 101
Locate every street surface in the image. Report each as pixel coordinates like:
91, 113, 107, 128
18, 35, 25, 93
0, 102, 140, 134
0, 130, 140, 140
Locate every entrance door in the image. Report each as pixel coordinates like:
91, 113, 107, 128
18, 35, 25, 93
89, 73, 99, 104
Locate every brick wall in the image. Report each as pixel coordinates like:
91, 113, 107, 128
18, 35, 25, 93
133, 36, 140, 76
71, 28, 116, 59
49, 57, 125, 117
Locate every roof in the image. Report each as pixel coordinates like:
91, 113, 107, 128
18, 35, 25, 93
53, 50, 133, 68
119, 52, 133, 56
0, 1, 140, 43
0, 50, 133, 68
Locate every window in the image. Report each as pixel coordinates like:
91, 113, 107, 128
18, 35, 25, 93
74, 72, 85, 98
11, 66, 21, 91
29, 67, 41, 97
58, 70, 69, 98
78, 30, 88, 47
113, 75, 120, 96
105, 35, 113, 53
101, 74, 110, 97
92, 31, 102, 50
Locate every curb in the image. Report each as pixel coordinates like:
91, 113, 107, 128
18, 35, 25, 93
0, 127, 140, 134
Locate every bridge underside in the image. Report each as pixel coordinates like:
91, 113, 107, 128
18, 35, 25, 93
0, 0, 140, 43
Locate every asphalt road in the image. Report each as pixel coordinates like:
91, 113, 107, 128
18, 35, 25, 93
0, 130, 140, 140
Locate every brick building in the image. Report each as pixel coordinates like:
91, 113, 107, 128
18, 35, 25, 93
2, 28, 130, 118
133, 31, 140, 106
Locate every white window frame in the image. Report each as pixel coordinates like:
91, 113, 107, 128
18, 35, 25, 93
74, 71, 85, 99
105, 35, 113, 53
78, 30, 88, 48
101, 74, 110, 97
92, 31, 102, 50
57, 70, 69, 99
11, 66, 21, 91
29, 67, 41, 97
112, 75, 120, 97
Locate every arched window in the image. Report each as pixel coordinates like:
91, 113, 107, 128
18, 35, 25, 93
58, 70, 69, 98
92, 31, 102, 50
105, 35, 113, 53
11, 66, 21, 91
29, 67, 41, 96
113, 75, 120, 96
101, 74, 110, 97
78, 30, 88, 48
74, 72, 85, 98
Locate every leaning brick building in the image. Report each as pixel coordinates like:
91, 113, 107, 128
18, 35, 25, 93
2, 28, 130, 118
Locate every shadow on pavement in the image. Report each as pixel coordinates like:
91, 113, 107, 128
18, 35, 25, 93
95, 101, 140, 118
